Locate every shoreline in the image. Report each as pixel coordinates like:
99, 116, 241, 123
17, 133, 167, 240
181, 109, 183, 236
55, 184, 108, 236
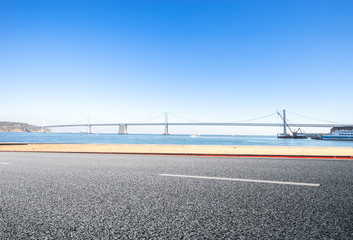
0, 143, 352, 159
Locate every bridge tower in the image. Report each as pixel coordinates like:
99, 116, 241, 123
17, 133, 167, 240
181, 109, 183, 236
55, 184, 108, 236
119, 124, 128, 134
283, 109, 287, 135
163, 112, 169, 135
41, 120, 46, 133
87, 116, 92, 134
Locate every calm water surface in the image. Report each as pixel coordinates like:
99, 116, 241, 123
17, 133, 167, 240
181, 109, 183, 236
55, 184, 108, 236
1, 132, 352, 147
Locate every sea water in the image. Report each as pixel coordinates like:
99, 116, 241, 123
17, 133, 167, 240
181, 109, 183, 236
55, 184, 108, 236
0, 132, 352, 147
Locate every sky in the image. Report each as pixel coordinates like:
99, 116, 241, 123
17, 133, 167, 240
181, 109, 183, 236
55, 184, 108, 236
1, 0, 352, 134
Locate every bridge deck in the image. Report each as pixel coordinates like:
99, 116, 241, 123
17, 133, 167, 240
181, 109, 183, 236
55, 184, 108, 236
45, 123, 353, 128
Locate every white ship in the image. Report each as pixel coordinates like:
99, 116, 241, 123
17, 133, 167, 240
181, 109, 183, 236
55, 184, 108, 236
319, 130, 353, 141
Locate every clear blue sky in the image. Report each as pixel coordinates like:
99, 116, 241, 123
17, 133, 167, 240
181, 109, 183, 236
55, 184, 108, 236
1, 0, 352, 134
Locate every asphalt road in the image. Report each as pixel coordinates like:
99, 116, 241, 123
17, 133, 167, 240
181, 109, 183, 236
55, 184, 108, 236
0, 152, 352, 239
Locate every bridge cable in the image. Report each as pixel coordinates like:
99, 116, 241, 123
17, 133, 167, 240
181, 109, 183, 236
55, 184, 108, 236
168, 112, 278, 123
286, 111, 340, 124
67, 116, 92, 125
167, 113, 206, 123
235, 112, 278, 123
139, 113, 166, 123
90, 116, 114, 124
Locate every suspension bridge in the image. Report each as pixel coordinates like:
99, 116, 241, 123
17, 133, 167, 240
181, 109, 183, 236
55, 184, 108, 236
42, 110, 353, 135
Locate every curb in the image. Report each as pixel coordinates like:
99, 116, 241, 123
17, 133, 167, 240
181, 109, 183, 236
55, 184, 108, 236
1, 150, 352, 160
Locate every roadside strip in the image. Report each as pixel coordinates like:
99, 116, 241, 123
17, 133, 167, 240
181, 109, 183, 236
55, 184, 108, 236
0, 143, 353, 160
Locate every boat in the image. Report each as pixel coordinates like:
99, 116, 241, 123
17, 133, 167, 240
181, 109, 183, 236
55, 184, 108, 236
317, 130, 353, 141
276, 110, 307, 139
277, 130, 307, 139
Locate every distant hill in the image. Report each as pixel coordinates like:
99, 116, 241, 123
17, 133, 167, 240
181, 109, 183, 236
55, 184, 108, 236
0, 122, 49, 132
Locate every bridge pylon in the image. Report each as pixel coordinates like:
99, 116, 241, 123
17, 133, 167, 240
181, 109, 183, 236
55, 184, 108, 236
119, 124, 128, 134
41, 120, 46, 133
87, 116, 92, 134
163, 112, 169, 135
277, 109, 288, 135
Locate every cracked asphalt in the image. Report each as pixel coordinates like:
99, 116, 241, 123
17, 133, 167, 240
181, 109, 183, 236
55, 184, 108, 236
0, 152, 352, 239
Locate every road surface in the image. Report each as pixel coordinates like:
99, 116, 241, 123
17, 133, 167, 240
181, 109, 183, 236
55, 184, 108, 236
0, 152, 352, 239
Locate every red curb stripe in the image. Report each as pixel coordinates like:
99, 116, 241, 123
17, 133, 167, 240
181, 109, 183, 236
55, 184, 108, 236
1, 150, 352, 160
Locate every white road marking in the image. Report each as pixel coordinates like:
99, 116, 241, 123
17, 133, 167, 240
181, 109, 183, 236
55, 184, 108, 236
159, 174, 320, 187
0, 162, 12, 165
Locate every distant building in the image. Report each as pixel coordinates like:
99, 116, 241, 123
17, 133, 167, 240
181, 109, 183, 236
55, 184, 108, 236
330, 126, 353, 134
